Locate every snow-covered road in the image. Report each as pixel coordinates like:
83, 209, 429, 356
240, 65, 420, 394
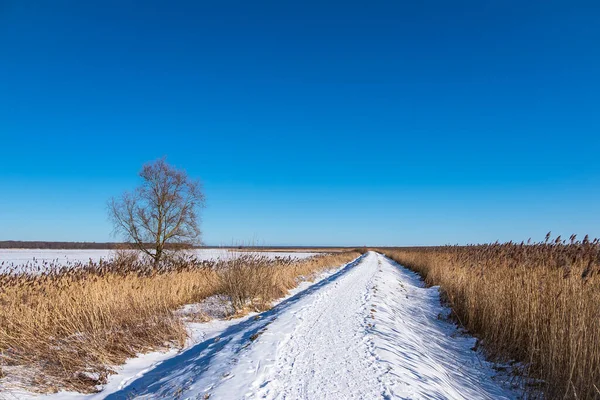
101, 251, 515, 400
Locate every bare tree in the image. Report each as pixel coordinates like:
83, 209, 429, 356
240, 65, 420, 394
108, 158, 205, 265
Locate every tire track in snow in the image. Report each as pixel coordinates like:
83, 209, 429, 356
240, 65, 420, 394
370, 253, 515, 400
100, 252, 516, 400
239, 251, 385, 400
213, 251, 516, 399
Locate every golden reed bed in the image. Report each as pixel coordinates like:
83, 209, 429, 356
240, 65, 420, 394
0, 250, 360, 393
380, 236, 600, 400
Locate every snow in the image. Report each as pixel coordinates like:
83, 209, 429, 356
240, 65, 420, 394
3, 256, 352, 400
0, 249, 317, 272
370, 253, 515, 399
0, 249, 115, 266
4, 252, 518, 399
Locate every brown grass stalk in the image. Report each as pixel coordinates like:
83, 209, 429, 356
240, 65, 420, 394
0, 250, 360, 393
379, 237, 600, 400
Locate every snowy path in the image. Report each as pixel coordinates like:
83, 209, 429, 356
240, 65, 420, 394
82, 252, 516, 399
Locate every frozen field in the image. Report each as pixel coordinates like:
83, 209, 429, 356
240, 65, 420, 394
0, 249, 317, 271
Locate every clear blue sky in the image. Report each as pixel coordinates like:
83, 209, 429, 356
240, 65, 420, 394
1, 1, 599, 246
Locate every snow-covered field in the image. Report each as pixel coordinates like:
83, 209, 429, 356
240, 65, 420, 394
0, 249, 317, 272
9, 252, 517, 400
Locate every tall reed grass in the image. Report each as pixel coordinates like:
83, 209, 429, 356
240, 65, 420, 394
380, 236, 600, 400
0, 250, 360, 393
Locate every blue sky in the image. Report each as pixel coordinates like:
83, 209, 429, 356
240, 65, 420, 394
1, 1, 599, 246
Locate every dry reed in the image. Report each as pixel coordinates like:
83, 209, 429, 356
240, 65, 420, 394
0, 250, 360, 393
380, 235, 600, 400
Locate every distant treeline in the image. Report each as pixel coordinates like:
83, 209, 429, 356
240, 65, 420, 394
0, 241, 126, 249
0, 241, 201, 250
0, 241, 356, 250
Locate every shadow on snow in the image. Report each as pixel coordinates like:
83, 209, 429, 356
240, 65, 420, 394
106, 254, 366, 399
